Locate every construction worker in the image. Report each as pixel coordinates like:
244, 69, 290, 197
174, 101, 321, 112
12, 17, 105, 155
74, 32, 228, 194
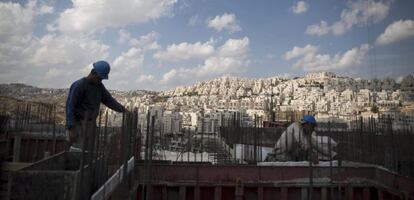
268, 115, 331, 162
66, 60, 126, 151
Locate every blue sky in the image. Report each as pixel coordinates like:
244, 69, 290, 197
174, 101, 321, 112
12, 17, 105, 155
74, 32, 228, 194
0, 0, 413, 91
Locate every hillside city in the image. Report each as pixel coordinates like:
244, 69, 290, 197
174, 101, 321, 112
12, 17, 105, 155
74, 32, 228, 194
1, 72, 414, 135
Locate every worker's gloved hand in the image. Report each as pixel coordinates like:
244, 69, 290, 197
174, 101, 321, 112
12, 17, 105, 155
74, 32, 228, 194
124, 107, 136, 114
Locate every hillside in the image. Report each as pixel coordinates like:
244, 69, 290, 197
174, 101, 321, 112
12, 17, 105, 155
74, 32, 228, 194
1, 72, 413, 125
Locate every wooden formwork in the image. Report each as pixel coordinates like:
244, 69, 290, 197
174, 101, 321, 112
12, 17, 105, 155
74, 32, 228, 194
2, 132, 66, 163
9, 149, 136, 200
9, 152, 81, 200
134, 164, 414, 200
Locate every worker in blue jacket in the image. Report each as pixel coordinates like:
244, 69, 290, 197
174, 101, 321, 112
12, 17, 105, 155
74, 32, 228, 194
66, 60, 126, 151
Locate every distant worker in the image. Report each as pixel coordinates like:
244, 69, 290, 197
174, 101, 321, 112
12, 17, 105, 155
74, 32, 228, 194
66, 60, 126, 152
266, 115, 335, 163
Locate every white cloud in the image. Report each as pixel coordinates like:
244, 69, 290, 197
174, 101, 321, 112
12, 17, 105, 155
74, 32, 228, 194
130, 32, 160, 49
196, 51, 249, 77
0, 1, 166, 90
118, 29, 131, 43
283, 44, 318, 60
113, 48, 144, 73
161, 37, 250, 86
30, 34, 110, 86
376, 19, 414, 45
154, 40, 215, 61
137, 74, 155, 83
118, 30, 160, 50
45, 68, 65, 79
0, 1, 36, 71
57, 0, 177, 34
37, 4, 54, 15
284, 44, 370, 71
109, 47, 145, 89
218, 37, 249, 58
0, 1, 111, 87
207, 13, 242, 33
306, 0, 390, 36
0, 1, 34, 44
0, 1, 38, 83
305, 21, 330, 36
46, 23, 58, 32
0, 1, 164, 90
161, 68, 179, 84
290, 1, 308, 14
110, 37, 165, 89
32, 34, 109, 66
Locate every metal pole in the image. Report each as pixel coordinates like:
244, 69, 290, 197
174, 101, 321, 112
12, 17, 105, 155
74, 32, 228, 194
102, 111, 109, 182
77, 112, 89, 200
122, 111, 131, 199
201, 113, 204, 162
146, 115, 155, 200
187, 128, 190, 162
307, 127, 313, 200
142, 110, 151, 200
52, 104, 56, 154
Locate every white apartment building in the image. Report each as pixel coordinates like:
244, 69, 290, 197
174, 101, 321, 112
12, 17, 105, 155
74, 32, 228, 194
305, 72, 337, 79
229, 99, 241, 110
218, 99, 229, 110
240, 98, 253, 110
162, 111, 182, 135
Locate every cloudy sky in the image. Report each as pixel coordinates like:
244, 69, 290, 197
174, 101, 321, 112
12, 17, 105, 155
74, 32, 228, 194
1, 0, 414, 91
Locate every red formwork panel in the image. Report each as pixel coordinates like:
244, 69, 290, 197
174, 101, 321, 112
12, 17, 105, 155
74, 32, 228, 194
135, 164, 414, 200
263, 187, 280, 200
167, 186, 179, 200
221, 186, 235, 200
185, 186, 195, 200
352, 187, 364, 200
243, 187, 258, 200
199, 187, 214, 200
151, 186, 164, 200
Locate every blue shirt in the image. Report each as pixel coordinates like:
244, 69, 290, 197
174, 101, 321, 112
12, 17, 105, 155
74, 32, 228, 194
65, 77, 125, 129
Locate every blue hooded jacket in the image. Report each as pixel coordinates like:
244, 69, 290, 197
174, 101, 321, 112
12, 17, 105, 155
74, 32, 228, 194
65, 77, 125, 129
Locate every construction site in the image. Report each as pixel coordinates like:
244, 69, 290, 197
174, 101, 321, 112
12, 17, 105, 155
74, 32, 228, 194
0, 99, 413, 200
2, 0, 414, 199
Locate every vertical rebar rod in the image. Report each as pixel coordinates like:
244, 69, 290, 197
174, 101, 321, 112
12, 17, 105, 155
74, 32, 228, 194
187, 128, 190, 162
201, 113, 204, 162
145, 110, 150, 161
121, 111, 130, 199
142, 110, 150, 200
102, 111, 109, 183
95, 111, 103, 187
52, 104, 56, 154
307, 127, 313, 200
77, 112, 89, 200
146, 115, 155, 200
328, 121, 334, 200
87, 114, 97, 197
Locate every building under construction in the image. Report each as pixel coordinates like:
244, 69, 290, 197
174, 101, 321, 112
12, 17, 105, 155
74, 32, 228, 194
1, 100, 414, 200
